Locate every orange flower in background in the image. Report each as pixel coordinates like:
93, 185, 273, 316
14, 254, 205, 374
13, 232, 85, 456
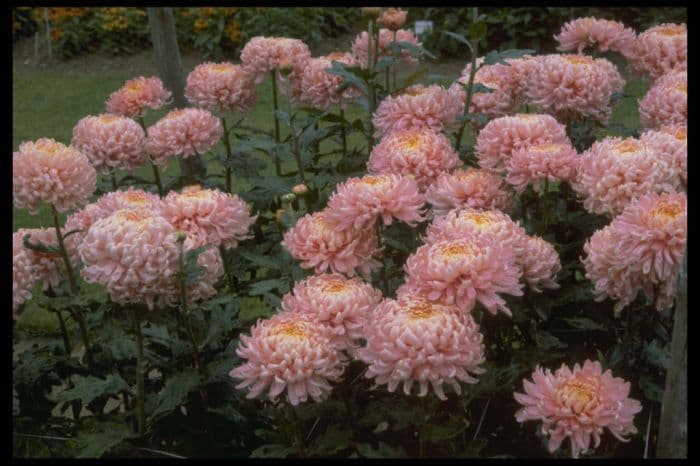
194, 18, 209, 32
50, 28, 63, 40
224, 20, 241, 41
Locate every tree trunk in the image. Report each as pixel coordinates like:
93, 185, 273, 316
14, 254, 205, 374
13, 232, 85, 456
146, 7, 205, 180
656, 248, 687, 458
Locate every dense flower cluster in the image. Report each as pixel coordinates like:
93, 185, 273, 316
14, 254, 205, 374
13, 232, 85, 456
639, 125, 687, 187
630, 23, 687, 80
505, 142, 579, 193
425, 168, 514, 216
554, 17, 636, 56
71, 113, 147, 172
638, 69, 687, 130
146, 108, 223, 165
185, 62, 257, 113
13, 231, 36, 316
449, 59, 518, 118
299, 52, 361, 110
106, 76, 171, 118
240, 36, 311, 83
351, 28, 421, 68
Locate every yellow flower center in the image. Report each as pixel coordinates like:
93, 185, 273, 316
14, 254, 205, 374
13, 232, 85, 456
209, 63, 235, 74
165, 109, 187, 120
98, 114, 121, 124
407, 301, 438, 320
125, 82, 144, 94
615, 140, 642, 154
123, 192, 152, 205
399, 134, 422, 151
115, 209, 152, 224
515, 113, 538, 122
456, 169, 478, 182
672, 127, 687, 140
326, 52, 347, 61
274, 321, 307, 339
462, 212, 496, 229
533, 143, 562, 152
181, 185, 210, 199
362, 175, 388, 187
321, 280, 351, 294
656, 25, 685, 37
563, 55, 594, 66
675, 83, 687, 94
405, 86, 427, 97
648, 201, 683, 223
560, 380, 597, 414
438, 242, 475, 261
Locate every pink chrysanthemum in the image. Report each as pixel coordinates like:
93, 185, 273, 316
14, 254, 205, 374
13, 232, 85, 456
240, 36, 311, 84
352, 28, 422, 68
357, 295, 485, 399
638, 69, 687, 130
449, 59, 518, 118
475, 114, 569, 173
324, 174, 425, 231
629, 23, 687, 80
14, 228, 66, 292
299, 52, 361, 110
520, 236, 561, 292
555, 17, 637, 57
515, 360, 642, 458
505, 142, 579, 193
582, 191, 687, 312
639, 125, 687, 187
106, 76, 171, 118
373, 84, 463, 138
185, 62, 257, 113
526, 54, 624, 122
230, 313, 347, 405
13, 138, 97, 214
164, 235, 224, 307
425, 168, 514, 217
280, 273, 383, 350
78, 208, 179, 309
367, 129, 460, 190
506, 55, 543, 103
402, 237, 523, 315
282, 211, 381, 279
160, 185, 256, 250
573, 136, 679, 215
71, 114, 147, 172
146, 108, 223, 166
13, 231, 37, 316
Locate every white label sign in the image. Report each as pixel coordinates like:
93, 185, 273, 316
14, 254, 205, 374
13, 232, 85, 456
414, 20, 434, 36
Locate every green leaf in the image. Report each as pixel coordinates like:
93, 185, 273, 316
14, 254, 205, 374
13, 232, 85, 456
470, 82, 495, 94
22, 233, 61, 256
424, 417, 469, 442
440, 30, 474, 54
101, 320, 138, 360
382, 236, 410, 253
639, 373, 664, 402
468, 21, 487, 41
249, 278, 290, 296
210, 405, 246, 424
238, 249, 280, 270
399, 68, 428, 91
326, 62, 369, 94
53, 374, 129, 405
561, 317, 605, 331
483, 48, 535, 65
357, 442, 407, 458
201, 299, 241, 348
250, 444, 294, 458
386, 41, 436, 60
374, 55, 398, 73
180, 244, 211, 287
534, 330, 567, 350
310, 425, 353, 455
644, 339, 670, 370
238, 297, 275, 324
69, 421, 134, 458
146, 369, 200, 419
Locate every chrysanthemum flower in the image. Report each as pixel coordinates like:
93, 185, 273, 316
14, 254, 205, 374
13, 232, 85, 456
367, 129, 460, 190
629, 23, 687, 80
425, 168, 514, 217
449, 59, 518, 118
146, 108, 223, 166
638, 69, 687, 130
13, 231, 37, 317
554, 17, 637, 57
78, 208, 179, 309
357, 295, 485, 399
299, 52, 361, 110
324, 174, 425, 231
505, 142, 579, 193
402, 237, 523, 315
13, 138, 97, 214
185, 62, 257, 113
280, 273, 383, 350
475, 114, 569, 173
526, 54, 624, 122
514, 360, 642, 458
106, 76, 171, 118
520, 236, 561, 292
377, 8, 407, 31
506, 55, 543, 103
583, 191, 686, 312
639, 125, 687, 187
230, 313, 347, 406
352, 28, 421, 68
240, 36, 311, 84
282, 211, 381, 278
164, 235, 224, 307
14, 228, 66, 292
373, 84, 463, 137
160, 185, 257, 250
573, 136, 679, 215
71, 114, 146, 173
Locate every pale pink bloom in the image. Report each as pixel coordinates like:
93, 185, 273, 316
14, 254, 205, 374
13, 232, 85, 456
425, 168, 514, 217
13, 231, 37, 316
13, 138, 97, 214
373, 84, 463, 137
638, 69, 687, 130
505, 142, 579, 193
402, 237, 523, 316
79, 208, 179, 309
449, 59, 518, 118
583, 191, 686, 312
367, 129, 460, 190
14, 228, 66, 292
299, 52, 361, 110
514, 360, 642, 458
106, 76, 171, 118
281, 211, 381, 279
357, 295, 485, 399
280, 273, 383, 350
629, 23, 687, 80
146, 108, 223, 166
352, 28, 421, 68
160, 185, 257, 250
324, 174, 425, 231
526, 54, 624, 122
163, 235, 224, 307
71, 113, 146, 172
506, 55, 543, 103
240, 36, 311, 84
520, 236, 561, 292
639, 125, 687, 187
230, 313, 347, 406
573, 136, 680, 215
185, 62, 257, 113
555, 17, 636, 57
475, 113, 568, 173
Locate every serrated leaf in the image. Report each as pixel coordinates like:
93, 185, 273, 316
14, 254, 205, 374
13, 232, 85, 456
470, 82, 495, 94
644, 340, 670, 370
53, 374, 129, 405
382, 236, 410, 253
238, 297, 275, 324
374, 55, 398, 73
201, 299, 240, 348
147, 369, 200, 419
310, 425, 353, 455
483, 48, 535, 65
238, 249, 280, 270
210, 405, 245, 424
561, 317, 605, 331
357, 442, 407, 458
250, 444, 294, 458
101, 320, 138, 360
69, 421, 134, 458
249, 278, 289, 296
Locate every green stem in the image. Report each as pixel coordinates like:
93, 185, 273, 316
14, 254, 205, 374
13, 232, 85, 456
271, 70, 282, 176
289, 405, 307, 458
284, 76, 306, 184
392, 30, 398, 90
54, 309, 71, 355
110, 171, 118, 191
221, 116, 234, 193
366, 19, 377, 155
137, 116, 164, 196
339, 107, 348, 159
385, 67, 390, 93
455, 8, 480, 153
418, 395, 429, 458
219, 245, 236, 293
542, 177, 550, 232
130, 308, 146, 437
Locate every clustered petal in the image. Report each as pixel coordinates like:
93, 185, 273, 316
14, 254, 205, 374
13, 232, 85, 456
71, 113, 147, 172
639, 125, 687, 187
352, 28, 421, 68
185, 62, 257, 113
240, 36, 311, 84
520, 235, 562, 292
13, 231, 36, 317
106, 76, 171, 118
449, 59, 518, 118
299, 52, 362, 110
425, 168, 514, 217
514, 360, 642, 458
629, 23, 687, 80
638, 69, 687, 130
555, 17, 636, 57
505, 142, 579, 193
146, 108, 223, 165
15, 228, 67, 292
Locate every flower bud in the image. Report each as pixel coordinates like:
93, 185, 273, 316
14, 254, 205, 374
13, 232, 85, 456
281, 193, 296, 203
277, 58, 294, 76
292, 184, 308, 195
377, 8, 407, 31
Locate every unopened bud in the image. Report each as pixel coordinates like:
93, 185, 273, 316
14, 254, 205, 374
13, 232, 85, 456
361, 7, 381, 18
377, 8, 407, 31
277, 59, 294, 76
292, 183, 308, 195
176, 232, 187, 243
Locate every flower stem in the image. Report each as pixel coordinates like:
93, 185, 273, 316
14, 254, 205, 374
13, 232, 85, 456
137, 116, 165, 196
221, 116, 234, 193
542, 177, 550, 232
54, 309, 71, 355
219, 245, 236, 293
392, 30, 398, 90
271, 70, 282, 177
366, 19, 377, 155
289, 404, 307, 458
418, 395, 429, 458
339, 107, 348, 159
129, 308, 146, 437
110, 171, 118, 191
455, 8, 480, 153
284, 75, 306, 184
